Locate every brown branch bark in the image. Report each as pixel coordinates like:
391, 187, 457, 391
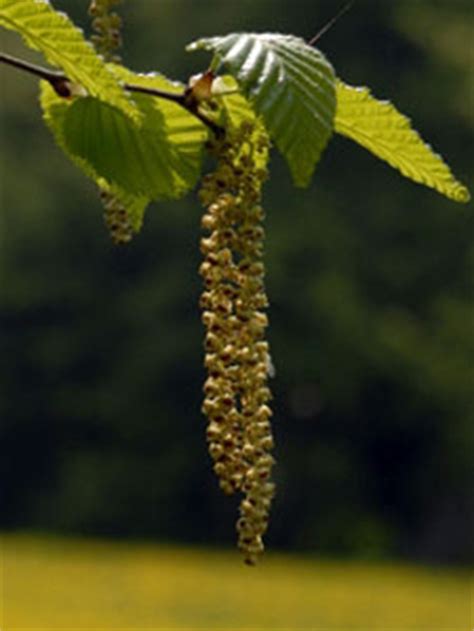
0, 51, 223, 135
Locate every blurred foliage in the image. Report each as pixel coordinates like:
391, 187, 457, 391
1, 0, 473, 563
3, 533, 471, 627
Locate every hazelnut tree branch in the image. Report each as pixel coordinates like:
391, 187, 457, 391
0, 51, 223, 135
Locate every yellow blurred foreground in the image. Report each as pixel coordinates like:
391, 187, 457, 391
1, 533, 471, 629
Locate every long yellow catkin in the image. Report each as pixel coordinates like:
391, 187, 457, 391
199, 121, 275, 565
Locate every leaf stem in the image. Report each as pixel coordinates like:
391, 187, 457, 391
0, 51, 223, 135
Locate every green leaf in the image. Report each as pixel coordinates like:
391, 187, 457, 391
0, 0, 138, 120
334, 80, 470, 203
188, 33, 336, 187
110, 66, 209, 192
40, 69, 208, 203
40, 81, 148, 232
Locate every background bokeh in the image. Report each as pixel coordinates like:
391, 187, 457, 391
1, 0, 473, 565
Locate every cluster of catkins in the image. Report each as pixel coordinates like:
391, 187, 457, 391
199, 121, 276, 565
89, 0, 133, 245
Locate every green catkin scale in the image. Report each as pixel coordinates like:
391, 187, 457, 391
199, 121, 275, 565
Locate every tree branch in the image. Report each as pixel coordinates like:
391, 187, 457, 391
123, 82, 224, 137
0, 51, 63, 81
0, 51, 223, 136
122, 81, 184, 104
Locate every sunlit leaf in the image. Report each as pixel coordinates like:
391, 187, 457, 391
110, 66, 209, 192
40, 81, 148, 232
188, 33, 336, 187
40, 69, 208, 203
335, 80, 470, 203
0, 0, 138, 120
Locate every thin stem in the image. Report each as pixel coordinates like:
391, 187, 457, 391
0, 51, 223, 135
188, 107, 224, 137
308, 0, 354, 46
123, 82, 184, 104
0, 51, 64, 82
120, 83, 223, 136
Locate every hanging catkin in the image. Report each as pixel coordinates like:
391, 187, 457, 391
89, 0, 133, 245
89, 0, 123, 62
199, 121, 275, 565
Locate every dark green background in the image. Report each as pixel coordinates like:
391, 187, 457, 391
1, 0, 472, 563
